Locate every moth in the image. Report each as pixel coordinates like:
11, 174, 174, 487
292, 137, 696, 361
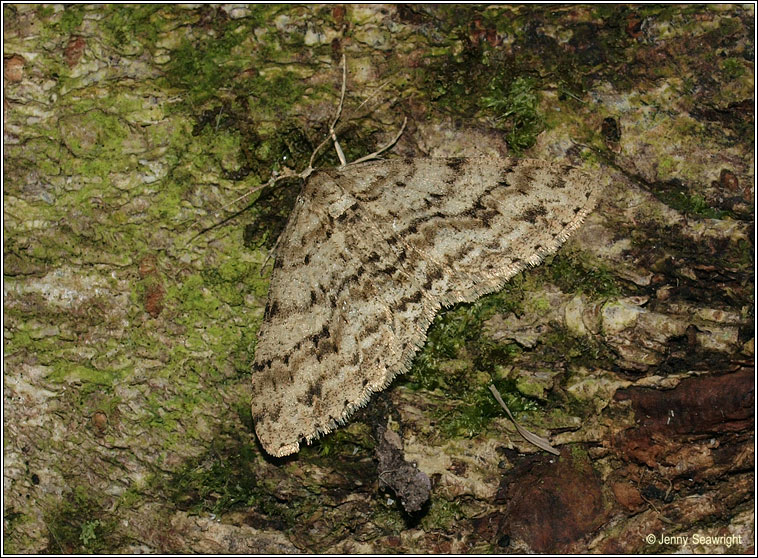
250, 156, 598, 457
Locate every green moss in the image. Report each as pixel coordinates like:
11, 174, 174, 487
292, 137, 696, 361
539, 326, 616, 372
400, 258, 622, 438
35, 5, 55, 18
649, 182, 729, 219
58, 5, 85, 34
721, 57, 745, 80
531, 296, 551, 313
483, 75, 544, 153
161, 8, 301, 112
100, 5, 164, 50
47, 363, 121, 386
437, 377, 540, 439
164, 34, 247, 107
657, 156, 676, 176
3, 327, 33, 356
421, 53, 543, 155
216, 258, 254, 283
56, 110, 139, 180
419, 499, 463, 530
146, 256, 269, 376
44, 486, 120, 553
514, 372, 550, 399
3, 508, 27, 553
306, 422, 374, 458
370, 499, 405, 534
566, 443, 591, 466
228, 327, 261, 376
171, 274, 222, 316
414, 5, 675, 154
404, 277, 524, 393
198, 125, 244, 160
4, 137, 63, 184
242, 73, 309, 120
79, 520, 103, 548
717, 16, 741, 37
423, 50, 489, 118
544, 252, 621, 298
671, 116, 706, 138
730, 238, 754, 269
165, 436, 282, 518
399, 245, 623, 440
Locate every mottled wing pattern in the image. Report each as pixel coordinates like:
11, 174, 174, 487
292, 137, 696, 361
251, 157, 599, 457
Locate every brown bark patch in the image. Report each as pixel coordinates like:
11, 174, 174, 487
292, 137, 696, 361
615, 367, 753, 434
718, 169, 739, 191
91, 411, 108, 436
332, 5, 346, 26
487, 448, 606, 552
144, 282, 165, 318
64, 36, 86, 67
138, 255, 158, 278
610, 481, 644, 511
613, 367, 753, 467
4, 54, 25, 82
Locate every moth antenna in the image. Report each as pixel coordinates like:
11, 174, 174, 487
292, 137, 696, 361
353, 79, 390, 114
331, 130, 348, 167
307, 54, 349, 172
333, 53, 348, 131
259, 233, 282, 277
309, 56, 405, 173
184, 172, 296, 246
185, 197, 260, 246
330, 54, 349, 167
189, 55, 404, 249
183, 175, 276, 246
214, 181, 269, 215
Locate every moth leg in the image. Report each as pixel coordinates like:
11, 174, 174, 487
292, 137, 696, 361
348, 116, 407, 166
309, 54, 407, 172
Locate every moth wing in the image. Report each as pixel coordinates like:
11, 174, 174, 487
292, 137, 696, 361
251, 158, 599, 457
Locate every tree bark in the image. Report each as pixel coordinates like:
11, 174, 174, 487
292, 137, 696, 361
4, 4, 753, 553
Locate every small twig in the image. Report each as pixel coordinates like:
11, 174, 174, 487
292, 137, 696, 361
663, 477, 673, 501
560, 87, 587, 104
331, 129, 347, 167
641, 494, 660, 514
489, 384, 560, 456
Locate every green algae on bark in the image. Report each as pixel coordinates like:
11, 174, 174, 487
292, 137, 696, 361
3, 3, 753, 554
